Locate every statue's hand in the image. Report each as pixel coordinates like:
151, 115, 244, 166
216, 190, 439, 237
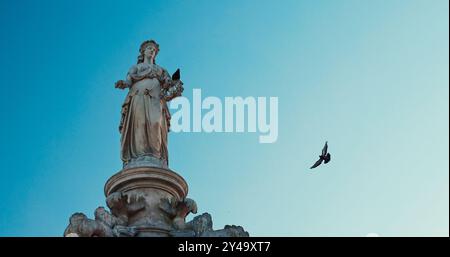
115, 80, 129, 90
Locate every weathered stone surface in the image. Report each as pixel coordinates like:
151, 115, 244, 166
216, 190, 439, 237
64, 40, 248, 237
169, 213, 249, 237
65, 166, 249, 237
116, 40, 184, 169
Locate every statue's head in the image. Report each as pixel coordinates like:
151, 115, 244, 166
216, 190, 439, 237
69, 212, 87, 224
64, 213, 88, 236
184, 198, 198, 214
94, 207, 108, 219
137, 40, 160, 64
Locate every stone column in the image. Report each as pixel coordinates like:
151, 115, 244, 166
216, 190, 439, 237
104, 166, 188, 237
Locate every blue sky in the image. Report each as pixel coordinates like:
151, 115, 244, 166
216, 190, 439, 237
0, 0, 448, 236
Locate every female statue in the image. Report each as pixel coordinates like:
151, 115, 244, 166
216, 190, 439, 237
115, 40, 183, 169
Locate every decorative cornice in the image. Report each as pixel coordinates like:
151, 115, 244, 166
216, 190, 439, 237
104, 166, 188, 200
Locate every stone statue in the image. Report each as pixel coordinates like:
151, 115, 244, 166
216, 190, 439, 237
159, 197, 198, 230
168, 212, 250, 237
115, 39, 184, 169
64, 40, 249, 237
106, 192, 146, 225
63, 207, 137, 237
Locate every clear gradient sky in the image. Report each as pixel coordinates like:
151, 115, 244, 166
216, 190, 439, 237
0, 0, 448, 236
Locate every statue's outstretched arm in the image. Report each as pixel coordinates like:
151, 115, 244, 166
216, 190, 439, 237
115, 66, 136, 89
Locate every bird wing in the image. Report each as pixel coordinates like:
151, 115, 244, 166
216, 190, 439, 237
322, 141, 328, 155
172, 68, 180, 80
310, 158, 323, 169
324, 153, 331, 164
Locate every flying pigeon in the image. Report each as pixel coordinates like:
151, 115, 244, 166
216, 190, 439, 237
172, 68, 180, 81
310, 141, 331, 169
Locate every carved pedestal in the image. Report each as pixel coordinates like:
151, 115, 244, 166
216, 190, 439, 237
64, 166, 249, 237
104, 167, 188, 237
